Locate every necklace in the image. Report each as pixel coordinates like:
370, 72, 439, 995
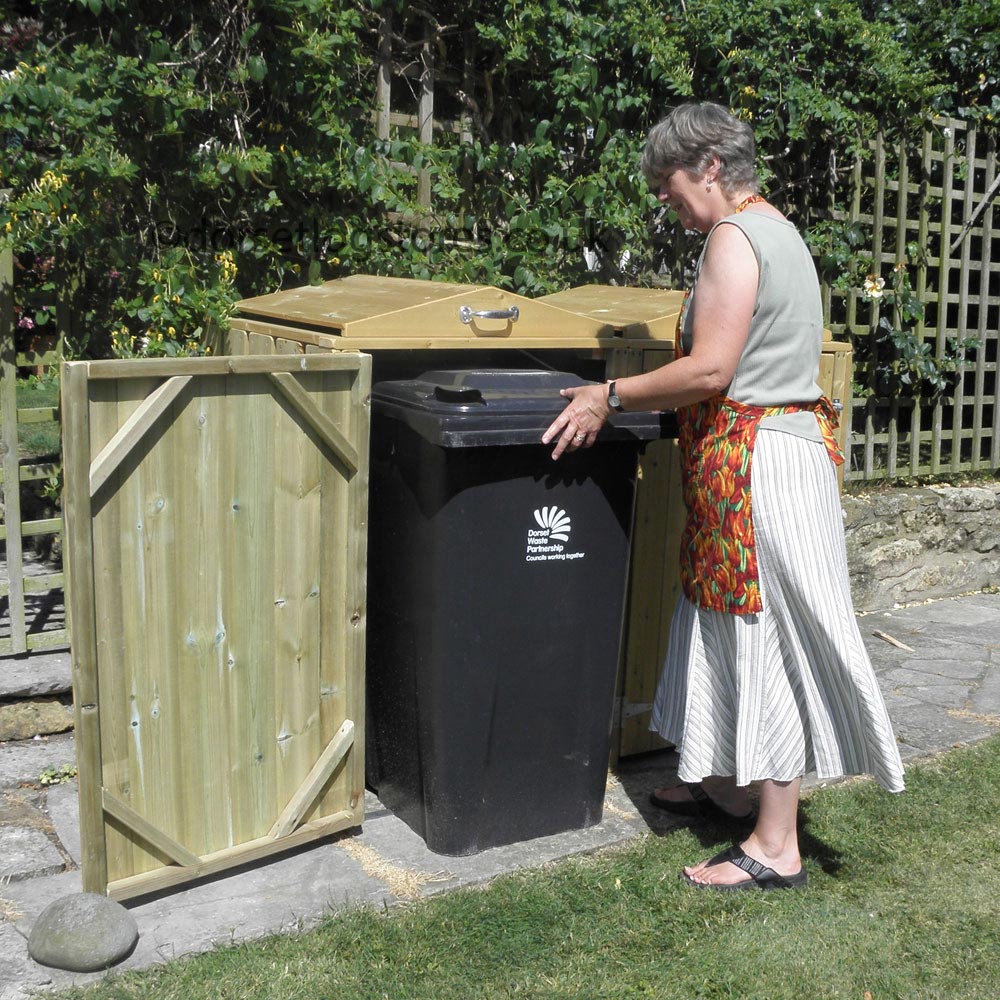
735, 194, 766, 213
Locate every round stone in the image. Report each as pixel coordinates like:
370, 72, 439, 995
28, 893, 138, 972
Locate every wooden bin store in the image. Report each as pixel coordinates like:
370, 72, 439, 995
230, 275, 852, 763
62, 276, 850, 898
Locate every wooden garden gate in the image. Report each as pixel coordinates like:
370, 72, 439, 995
62, 353, 370, 900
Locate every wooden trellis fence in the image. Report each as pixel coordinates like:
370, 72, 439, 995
375, 10, 471, 211
820, 117, 999, 481
0, 246, 67, 655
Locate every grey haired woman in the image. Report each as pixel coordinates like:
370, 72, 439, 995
543, 100, 904, 890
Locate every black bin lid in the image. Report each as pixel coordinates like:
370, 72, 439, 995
370, 369, 673, 448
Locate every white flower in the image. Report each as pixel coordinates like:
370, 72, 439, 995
862, 274, 886, 300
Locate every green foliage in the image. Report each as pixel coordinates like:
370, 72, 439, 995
110, 248, 238, 357
864, 255, 981, 396
863, 0, 1000, 124
0, 0, 996, 369
809, 225, 983, 397
38, 763, 77, 786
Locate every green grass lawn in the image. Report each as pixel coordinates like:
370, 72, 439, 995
13, 374, 61, 459
60, 737, 1000, 1000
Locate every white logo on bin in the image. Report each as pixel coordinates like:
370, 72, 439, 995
534, 505, 571, 541
526, 506, 586, 563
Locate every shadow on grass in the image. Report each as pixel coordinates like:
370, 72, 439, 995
613, 745, 845, 876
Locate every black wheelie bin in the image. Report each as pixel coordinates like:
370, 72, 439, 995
365, 369, 665, 855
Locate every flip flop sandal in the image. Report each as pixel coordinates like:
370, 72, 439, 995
681, 842, 808, 891
648, 782, 756, 824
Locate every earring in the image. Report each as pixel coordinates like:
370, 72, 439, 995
706, 183, 713, 193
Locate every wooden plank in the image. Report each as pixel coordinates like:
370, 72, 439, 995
88, 376, 192, 497
982, 140, 999, 468
953, 123, 975, 474
932, 124, 956, 474
61, 361, 109, 893
417, 21, 434, 208
229, 315, 621, 353
865, 130, 886, 480
270, 366, 325, 831
107, 809, 357, 902
270, 719, 355, 839
102, 791, 201, 869
376, 11, 392, 141
170, 374, 228, 859
247, 332, 274, 354
219, 369, 276, 848
228, 327, 249, 357
80, 354, 369, 379
540, 286, 685, 339
268, 372, 359, 475
316, 363, 367, 821
887, 132, 910, 480
0, 516, 61, 540
99, 375, 178, 881
611, 346, 684, 758
5, 405, 59, 424
0, 247, 27, 654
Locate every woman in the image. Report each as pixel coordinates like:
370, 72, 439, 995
542, 101, 905, 890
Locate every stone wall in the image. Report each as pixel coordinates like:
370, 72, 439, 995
843, 483, 1000, 611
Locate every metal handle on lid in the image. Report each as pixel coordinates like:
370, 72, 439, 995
458, 305, 520, 324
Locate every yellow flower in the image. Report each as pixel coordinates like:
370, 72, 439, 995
742, 85, 756, 97
167, 326, 176, 336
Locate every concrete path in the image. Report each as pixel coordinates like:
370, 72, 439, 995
1, 591, 998, 1000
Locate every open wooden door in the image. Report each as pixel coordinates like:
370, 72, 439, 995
61, 354, 370, 900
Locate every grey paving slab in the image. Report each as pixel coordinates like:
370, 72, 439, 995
0, 826, 64, 882
0, 733, 75, 790
0, 923, 55, 1000
44, 782, 81, 867
4, 843, 391, 992
0, 652, 71, 700
891, 700, 996, 753
354, 780, 647, 900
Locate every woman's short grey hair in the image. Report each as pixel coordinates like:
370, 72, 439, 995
641, 101, 759, 196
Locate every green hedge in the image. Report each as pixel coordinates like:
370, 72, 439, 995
1, 0, 996, 359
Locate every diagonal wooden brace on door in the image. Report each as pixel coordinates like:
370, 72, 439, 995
269, 719, 355, 839
89, 375, 193, 497
267, 372, 359, 475
102, 789, 202, 869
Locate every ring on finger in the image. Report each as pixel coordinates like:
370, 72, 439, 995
574, 432, 586, 441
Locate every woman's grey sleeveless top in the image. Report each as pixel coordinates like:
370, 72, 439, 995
681, 211, 824, 441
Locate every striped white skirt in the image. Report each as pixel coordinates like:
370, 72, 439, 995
650, 429, 906, 792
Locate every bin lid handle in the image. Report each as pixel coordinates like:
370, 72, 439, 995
458, 305, 520, 324
433, 384, 485, 405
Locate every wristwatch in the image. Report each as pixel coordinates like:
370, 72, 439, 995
607, 380, 624, 412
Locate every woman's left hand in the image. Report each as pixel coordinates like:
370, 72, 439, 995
541, 383, 611, 460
